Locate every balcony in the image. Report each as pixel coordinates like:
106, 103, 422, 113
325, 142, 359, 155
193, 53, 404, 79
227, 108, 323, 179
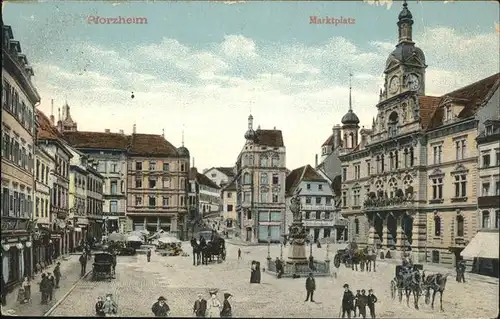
363, 191, 414, 211
301, 204, 335, 211
478, 195, 500, 208
1, 217, 32, 232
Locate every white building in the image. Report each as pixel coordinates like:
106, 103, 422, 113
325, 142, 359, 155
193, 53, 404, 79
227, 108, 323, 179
285, 165, 346, 242
203, 166, 235, 187
221, 179, 237, 231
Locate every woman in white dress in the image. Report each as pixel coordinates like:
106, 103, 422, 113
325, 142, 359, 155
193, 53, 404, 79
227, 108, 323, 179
207, 289, 221, 318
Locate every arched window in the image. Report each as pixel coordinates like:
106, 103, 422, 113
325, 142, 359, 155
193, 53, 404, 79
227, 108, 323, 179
404, 148, 409, 167
260, 173, 268, 184
410, 147, 415, 166
260, 156, 268, 167
349, 132, 354, 148
388, 178, 397, 198
456, 215, 464, 237
395, 151, 399, 169
243, 172, 251, 184
388, 111, 398, 137
389, 152, 395, 170
482, 211, 490, 229
376, 156, 381, 173
271, 155, 279, 167
381, 155, 385, 172
354, 218, 359, 235
434, 215, 441, 236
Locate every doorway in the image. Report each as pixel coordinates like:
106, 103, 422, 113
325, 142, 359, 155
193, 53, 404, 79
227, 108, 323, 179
314, 229, 320, 242
246, 227, 252, 242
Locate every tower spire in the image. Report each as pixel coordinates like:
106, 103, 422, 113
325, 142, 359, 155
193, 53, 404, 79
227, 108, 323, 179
181, 128, 185, 147
349, 72, 353, 111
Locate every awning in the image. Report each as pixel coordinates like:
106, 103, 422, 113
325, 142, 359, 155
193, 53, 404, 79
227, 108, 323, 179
461, 230, 499, 259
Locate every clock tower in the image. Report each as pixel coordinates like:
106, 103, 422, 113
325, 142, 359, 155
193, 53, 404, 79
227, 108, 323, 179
381, 0, 427, 102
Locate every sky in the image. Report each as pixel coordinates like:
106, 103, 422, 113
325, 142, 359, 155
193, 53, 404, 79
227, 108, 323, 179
3, 0, 499, 171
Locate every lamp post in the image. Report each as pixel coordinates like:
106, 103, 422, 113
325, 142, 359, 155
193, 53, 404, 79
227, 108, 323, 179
280, 240, 283, 259
326, 237, 330, 260
309, 235, 313, 258
267, 236, 271, 260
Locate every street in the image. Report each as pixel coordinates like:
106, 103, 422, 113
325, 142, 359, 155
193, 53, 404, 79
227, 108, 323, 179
49, 243, 498, 318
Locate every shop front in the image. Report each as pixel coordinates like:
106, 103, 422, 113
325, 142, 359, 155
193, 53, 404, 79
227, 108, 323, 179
75, 217, 89, 247
32, 225, 51, 274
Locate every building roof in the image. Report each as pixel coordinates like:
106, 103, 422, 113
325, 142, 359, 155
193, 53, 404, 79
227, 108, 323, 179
222, 178, 237, 192
128, 133, 179, 157
62, 131, 129, 150
215, 167, 235, 177
426, 73, 500, 130
322, 134, 334, 147
36, 109, 63, 140
285, 164, 325, 196
254, 129, 284, 147
197, 172, 220, 189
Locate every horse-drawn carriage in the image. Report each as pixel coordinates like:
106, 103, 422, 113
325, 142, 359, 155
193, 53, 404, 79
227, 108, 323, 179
390, 263, 424, 300
333, 242, 377, 271
107, 241, 136, 256
191, 230, 226, 265
92, 252, 116, 281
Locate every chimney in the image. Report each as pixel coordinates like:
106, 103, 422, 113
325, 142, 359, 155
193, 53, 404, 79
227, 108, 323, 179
104, 129, 110, 133
133, 124, 136, 134
273, 126, 276, 130
50, 99, 55, 125
119, 129, 124, 135
315, 154, 318, 167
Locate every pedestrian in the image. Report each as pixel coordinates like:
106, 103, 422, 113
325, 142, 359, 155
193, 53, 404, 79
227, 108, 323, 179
1, 274, 6, 306
275, 257, 284, 279
193, 293, 207, 317
237, 248, 241, 260
79, 253, 88, 277
21, 277, 31, 303
151, 296, 170, 317
102, 293, 118, 316
354, 290, 361, 317
367, 289, 377, 319
304, 273, 316, 302
47, 272, 55, 301
95, 296, 105, 317
341, 284, 354, 319
147, 248, 152, 262
54, 262, 61, 289
220, 293, 232, 317
207, 289, 221, 317
457, 260, 466, 283
358, 289, 368, 319
39, 273, 48, 305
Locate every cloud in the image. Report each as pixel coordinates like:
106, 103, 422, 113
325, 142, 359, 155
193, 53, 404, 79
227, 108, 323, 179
30, 27, 497, 170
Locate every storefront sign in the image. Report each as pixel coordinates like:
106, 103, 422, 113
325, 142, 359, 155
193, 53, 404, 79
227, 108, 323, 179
76, 218, 89, 225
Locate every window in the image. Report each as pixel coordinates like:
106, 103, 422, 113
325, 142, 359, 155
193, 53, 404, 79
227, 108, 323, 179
325, 212, 330, 219
455, 139, 466, 160
354, 218, 359, 235
272, 174, 279, 185
496, 210, 500, 229
456, 215, 464, 237
432, 178, 443, 199
367, 162, 371, 175
342, 168, 347, 182
149, 196, 156, 207
315, 211, 321, 219
482, 211, 490, 228
326, 197, 332, 205
381, 154, 385, 172
342, 191, 347, 207
110, 181, 118, 195
433, 145, 443, 164
180, 164, 185, 171
260, 156, 268, 167
163, 196, 170, 206
35, 197, 40, 217
163, 178, 171, 188
260, 173, 268, 184
149, 178, 157, 189
446, 105, 452, 120
496, 151, 500, 166
227, 204, 233, 212
354, 164, 360, 179
496, 181, 500, 196
315, 197, 321, 204
227, 192, 232, 198
353, 189, 360, 206
305, 197, 311, 204
243, 173, 251, 184
431, 250, 440, 264
454, 174, 467, 198
136, 162, 142, 170
149, 161, 156, 171
271, 155, 279, 167
163, 163, 169, 171
247, 209, 252, 220
318, 184, 323, 191
305, 212, 310, 219
110, 200, 118, 213
98, 161, 106, 172
434, 216, 441, 236
110, 162, 118, 173
211, 173, 217, 178
482, 154, 491, 168
135, 178, 142, 188
260, 190, 268, 203
135, 196, 142, 206
482, 182, 490, 196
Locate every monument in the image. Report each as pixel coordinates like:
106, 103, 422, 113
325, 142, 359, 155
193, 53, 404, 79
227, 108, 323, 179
265, 188, 331, 277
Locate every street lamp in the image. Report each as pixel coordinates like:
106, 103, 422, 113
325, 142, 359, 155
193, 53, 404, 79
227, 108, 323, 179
267, 236, 271, 260
326, 237, 330, 260
309, 235, 313, 257
280, 239, 283, 259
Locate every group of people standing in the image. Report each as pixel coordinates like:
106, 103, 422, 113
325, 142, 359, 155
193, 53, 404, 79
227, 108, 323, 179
150, 289, 233, 317
342, 284, 378, 319
95, 294, 118, 317
38, 262, 61, 305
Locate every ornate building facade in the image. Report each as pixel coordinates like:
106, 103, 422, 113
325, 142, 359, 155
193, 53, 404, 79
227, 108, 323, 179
338, 1, 499, 266
235, 115, 287, 243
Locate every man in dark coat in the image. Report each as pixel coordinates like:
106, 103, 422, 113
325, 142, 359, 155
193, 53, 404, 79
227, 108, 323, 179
95, 296, 105, 317
357, 289, 368, 319
1, 274, 7, 306
47, 272, 55, 301
304, 273, 316, 302
220, 293, 232, 317
151, 296, 170, 317
54, 262, 61, 289
39, 273, 49, 304
354, 290, 361, 317
275, 257, 284, 279
79, 253, 87, 277
367, 289, 377, 319
456, 260, 466, 283
147, 248, 152, 262
342, 284, 354, 318
200, 236, 207, 247
193, 294, 207, 317
237, 248, 241, 260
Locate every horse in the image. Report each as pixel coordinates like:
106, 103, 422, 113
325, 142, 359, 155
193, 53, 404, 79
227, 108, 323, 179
422, 272, 450, 312
364, 246, 378, 272
391, 266, 420, 306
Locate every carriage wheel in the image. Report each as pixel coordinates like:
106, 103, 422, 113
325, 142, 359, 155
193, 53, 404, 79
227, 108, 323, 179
333, 255, 341, 268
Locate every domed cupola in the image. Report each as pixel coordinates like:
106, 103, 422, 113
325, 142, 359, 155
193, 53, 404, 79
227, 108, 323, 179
244, 114, 256, 141
398, 0, 413, 21
177, 130, 190, 157
341, 109, 360, 126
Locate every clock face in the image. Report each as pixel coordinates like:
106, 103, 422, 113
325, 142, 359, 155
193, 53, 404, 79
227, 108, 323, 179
406, 74, 420, 91
389, 76, 400, 94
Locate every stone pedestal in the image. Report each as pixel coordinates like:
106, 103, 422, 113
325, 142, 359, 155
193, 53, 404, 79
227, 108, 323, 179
287, 242, 307, 263
382, 226, 388, 246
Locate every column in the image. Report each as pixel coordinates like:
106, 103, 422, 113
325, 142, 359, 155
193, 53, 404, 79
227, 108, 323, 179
319, 228, 324, 239
396, 215, 405, 257
143, 217, 147, 230
157, 217, 160, 231
382, 217, 388, 247
332, 227, 337, 243
367, 216, 376, 245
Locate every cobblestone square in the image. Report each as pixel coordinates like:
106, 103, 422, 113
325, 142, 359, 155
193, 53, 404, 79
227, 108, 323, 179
50, 243, 498, 318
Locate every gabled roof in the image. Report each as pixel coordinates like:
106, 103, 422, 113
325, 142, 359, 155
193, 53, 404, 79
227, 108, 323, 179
285, 164, 325, 196
62, 131, 130, 150
426, 73, 500, 131
255, 129, 284, 147
222, 178, 237, 192
128, 133, 179, 157
322, 134, 334, 146
36, 109, 63, 140
215, 167, 235, 177
197, 172, 220, 189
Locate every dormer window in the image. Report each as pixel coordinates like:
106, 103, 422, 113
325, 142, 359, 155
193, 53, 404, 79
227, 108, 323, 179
445, 105, 452, 121
485, 125, 493, 136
